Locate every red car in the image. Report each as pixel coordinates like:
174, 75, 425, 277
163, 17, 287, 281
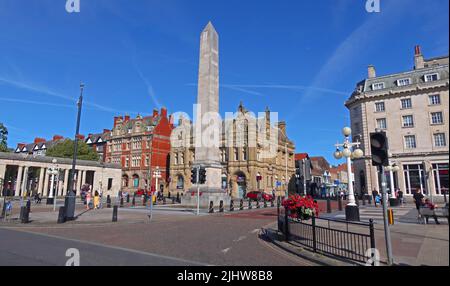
135, 189, 152, 196
246, 191, 274, 202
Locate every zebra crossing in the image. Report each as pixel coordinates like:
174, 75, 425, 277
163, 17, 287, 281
322, 205, 416, 224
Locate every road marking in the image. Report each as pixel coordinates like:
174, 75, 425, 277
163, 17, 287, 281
251, 229, 260, 234
221, 247, 232, 254
2, 227, 210, 266
233, 236, 247, 242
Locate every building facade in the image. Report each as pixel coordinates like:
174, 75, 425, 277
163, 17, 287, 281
346, 46, 449, 197
0, 152, 121, 198
169, 103, 296, 198
104, 108, 174, 194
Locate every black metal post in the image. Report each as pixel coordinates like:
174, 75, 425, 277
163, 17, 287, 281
106, 195, 111, 208
209, 201, 214, 213
327, 198, 332, 213
112, 205, 118, 222
312, 215, 317, 252
239, 199, 243, 210
219, 200, 224, 213
284, 207, 290, 241
230, 200, 234, 212
65, 83, 84, 221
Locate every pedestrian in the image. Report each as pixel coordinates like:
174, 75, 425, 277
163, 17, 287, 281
86, 191, 92, 210
99, 191, 103, 209
372, 189, 379, 207
94, 191, 100, 209
375, 194, 381, 207
422, 199, 440, 224
397, 189, 404, 205
413, 189, 424, 213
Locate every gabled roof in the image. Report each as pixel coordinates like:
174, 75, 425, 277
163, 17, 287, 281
295, 153, 309, 161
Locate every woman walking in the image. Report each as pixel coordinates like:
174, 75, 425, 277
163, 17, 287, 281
94, 191, 100, 210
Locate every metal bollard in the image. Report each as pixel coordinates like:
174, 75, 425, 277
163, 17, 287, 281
168, 192, 171, 199
338, 197, 343, 211
248, 200, 252, 210
120, 197, 124, 208
209, 201, 214, 213
106, 195, 111, 208
239, 199, 244, 210
230, 200, 234, 212
256, 200, 260, 209
143, 195, 147, 206
57, 206, 66, 224
20, 206, 29, 223
112, 205, 118, 222
219, 200, 224, 213
264, 200, 267, 208
327, 198, 332, 214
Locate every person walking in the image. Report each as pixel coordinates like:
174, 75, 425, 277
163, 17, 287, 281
86, 191, 92, 210
372, 189, 379, 207
397, 189, 404, 205
94, 191, 100, 210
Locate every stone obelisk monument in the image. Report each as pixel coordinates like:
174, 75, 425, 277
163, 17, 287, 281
184, 22, 230, 207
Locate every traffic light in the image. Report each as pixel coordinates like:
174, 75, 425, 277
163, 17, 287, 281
370, 132, 389, 167
199, 167, 207, 185
191, 168, 198, 184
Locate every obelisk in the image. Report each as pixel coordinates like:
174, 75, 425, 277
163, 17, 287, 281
185, 22, 230, 207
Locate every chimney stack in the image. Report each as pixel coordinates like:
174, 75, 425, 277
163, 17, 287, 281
52, 135, 63, 141
161, 107, 167, 118
34, 138, 46, 144
153, 108, 159, 117
368, 65, 376, 78
414, 45, 425, 70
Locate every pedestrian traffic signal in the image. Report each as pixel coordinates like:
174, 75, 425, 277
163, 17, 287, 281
199, 167, 207, 184
370, 132, 389, 167
191, 168, 198, 184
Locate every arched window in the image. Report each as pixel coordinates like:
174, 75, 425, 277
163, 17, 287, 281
177, 175, 184, 190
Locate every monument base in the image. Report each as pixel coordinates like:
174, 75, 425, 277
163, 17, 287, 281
182, 188, 231, 208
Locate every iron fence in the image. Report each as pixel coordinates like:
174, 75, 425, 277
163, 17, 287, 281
279, 207, 375, 264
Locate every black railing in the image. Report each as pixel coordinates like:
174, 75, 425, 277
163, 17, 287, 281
280, 208, 375, 264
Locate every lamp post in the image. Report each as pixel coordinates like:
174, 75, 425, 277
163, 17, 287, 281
65, 83, 84, 221
333, 127, 364, 221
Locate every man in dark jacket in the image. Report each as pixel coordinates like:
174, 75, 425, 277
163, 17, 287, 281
413, 189, 424, 211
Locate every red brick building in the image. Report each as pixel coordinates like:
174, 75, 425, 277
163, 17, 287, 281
104, 107, 174, 194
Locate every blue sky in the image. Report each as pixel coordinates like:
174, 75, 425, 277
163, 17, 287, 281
0, 0, 448, 164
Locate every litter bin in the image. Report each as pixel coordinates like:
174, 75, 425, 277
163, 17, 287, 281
389, 198, 400, 207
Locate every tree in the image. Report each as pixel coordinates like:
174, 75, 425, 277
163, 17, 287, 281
46, 139, 99, 161
0, 123, 8, 152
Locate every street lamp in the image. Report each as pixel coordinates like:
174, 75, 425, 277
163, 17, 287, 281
333, 127, 364, 221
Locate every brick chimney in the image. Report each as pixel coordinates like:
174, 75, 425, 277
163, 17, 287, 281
52, 135, 63, 141
113, 116, 123, 127
34, 138, 46, 144
103, 129, 111, 134
153, 108, 159, 117
414, 45, 425, 70
368, 65, 376, 78
76, 134, 85, 141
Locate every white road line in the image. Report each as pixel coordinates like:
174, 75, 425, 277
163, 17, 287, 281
233, 236, 247, 242
221, 247, 232, 254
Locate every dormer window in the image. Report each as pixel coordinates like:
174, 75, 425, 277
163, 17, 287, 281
97, 138, 103, 143
15, 147, 21, 153
397, 78, 411, 86
33, 145, 40, 151
424, 73, 439, 82
86, 138, 92, 144
372, 82, 385, 91
41, 144, 47, 150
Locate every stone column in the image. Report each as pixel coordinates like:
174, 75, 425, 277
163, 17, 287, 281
63, 169, 69, 196
21, 166, 29, 197
37, 167, 45, 196
0, 164, 6, 193
57, 170, 64, 197
15, 166, 24, 197
74, 170, 81, 195
43, 169, 50, 197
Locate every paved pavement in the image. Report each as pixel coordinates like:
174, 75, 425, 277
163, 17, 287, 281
0, 206, 316, 266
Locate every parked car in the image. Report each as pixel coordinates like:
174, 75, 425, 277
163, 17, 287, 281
246, 191, 273, 202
